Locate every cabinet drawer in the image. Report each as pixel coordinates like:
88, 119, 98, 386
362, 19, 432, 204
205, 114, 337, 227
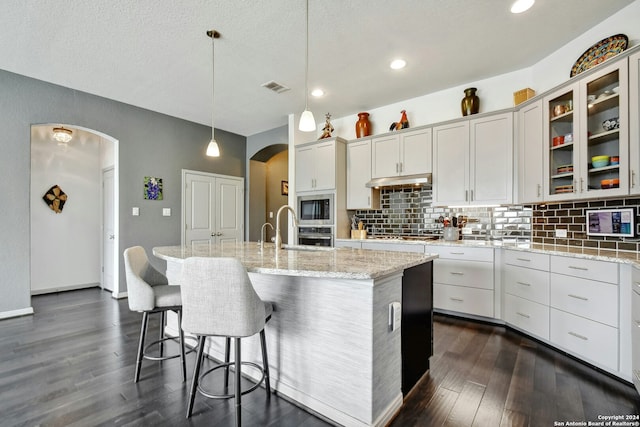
504, 293, 549, 340
428, 245, 494, 262
335, 240, 362, 249
550, 256, 618, 284
503, 264, 549, 305
550, 308, 618, 371
434, 283, 493, 317
434, 259, 494, 289
550, 273, 618, 327
504, 250, 549, 271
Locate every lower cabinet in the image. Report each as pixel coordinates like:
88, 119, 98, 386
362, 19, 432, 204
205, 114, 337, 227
503, 293, 549, 340
431, 246, 495, 318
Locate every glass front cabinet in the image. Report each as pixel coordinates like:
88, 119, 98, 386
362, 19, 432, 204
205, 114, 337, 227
543, 60, 628, 201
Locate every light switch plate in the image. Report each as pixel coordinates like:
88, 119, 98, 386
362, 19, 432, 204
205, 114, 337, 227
388, 302, 401, 332
132, 207, 139, 216
162, 208, 171, 217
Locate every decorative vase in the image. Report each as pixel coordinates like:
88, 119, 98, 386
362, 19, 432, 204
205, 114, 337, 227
461, 87, 480, 116
355, 112, 371, 138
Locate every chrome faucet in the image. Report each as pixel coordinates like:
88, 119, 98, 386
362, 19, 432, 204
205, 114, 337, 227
275, 205, 298, 249
259, 222, 274, 249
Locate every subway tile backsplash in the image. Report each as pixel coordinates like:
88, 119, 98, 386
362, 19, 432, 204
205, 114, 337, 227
351, 185, 640, 251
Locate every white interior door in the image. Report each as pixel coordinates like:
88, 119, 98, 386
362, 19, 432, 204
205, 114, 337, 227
102, 167, 115, 291
183, 170, 244, 246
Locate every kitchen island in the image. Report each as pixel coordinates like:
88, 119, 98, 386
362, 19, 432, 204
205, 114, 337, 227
153, 242, 437, 427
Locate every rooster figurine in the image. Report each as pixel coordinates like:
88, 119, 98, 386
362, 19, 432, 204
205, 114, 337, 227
389, 110, 409, 131
318, 113, 334, 139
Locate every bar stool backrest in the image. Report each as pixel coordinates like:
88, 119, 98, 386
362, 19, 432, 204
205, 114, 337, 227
123, 246, 169, 312
180, 257, 266, 338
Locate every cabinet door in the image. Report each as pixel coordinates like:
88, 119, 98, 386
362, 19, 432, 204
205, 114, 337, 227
347, 139, 375, 209
578, 60, 628, 198
433, 121, 469, 206
543, 83, 580, 201
630, 51, 640, 194
400, 128, 432, 175
517, 100, 544, 203
371, 135, 400, 178
295, 145, 316, 192
470, 112, 514, 204
313, 140, 336, 191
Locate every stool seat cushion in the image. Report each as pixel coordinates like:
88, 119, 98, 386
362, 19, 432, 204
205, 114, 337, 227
154, 285, 182, 308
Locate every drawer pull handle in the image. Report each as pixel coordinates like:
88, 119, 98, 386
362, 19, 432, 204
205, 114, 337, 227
635, 320, 640, 327
516, 281, 531, 287
516, 258, 531, 262
516, 312, 530, 319
450, 297, 464, 302
568, 331, 588, 341
450, 272, 464, 276
450, 252, 465, 255
568, 294, 588, 301
568, 265, 588, 271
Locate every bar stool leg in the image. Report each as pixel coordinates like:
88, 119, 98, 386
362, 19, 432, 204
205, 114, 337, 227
234, 338, 242, 427
177, 309, 187, 382
224, 337, 231, 389
134, 312, 149, 383
187, 335, 206, 418
159, 311, 165, 358
259, 329, 271, 399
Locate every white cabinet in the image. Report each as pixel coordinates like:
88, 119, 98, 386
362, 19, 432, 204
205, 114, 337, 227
631, 265, 640, 391
516, 100, 545, 203
549, 255, 620, 372
361, 241, 425, 253
629, 51, 640, 194
296, 138, 345, 193
544, 60, 629, 200
371, 127, 432, 178
346, 139, 379, 209
502, 250, 550, 340
431, 245, 494, 318
433, 112, 513, 206
334, 239, 362, 249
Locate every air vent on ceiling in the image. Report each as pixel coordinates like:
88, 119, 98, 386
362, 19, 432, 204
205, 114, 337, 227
261, 80, 290, 94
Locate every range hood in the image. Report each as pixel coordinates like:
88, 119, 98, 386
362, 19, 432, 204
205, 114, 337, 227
365, 173, 432, 188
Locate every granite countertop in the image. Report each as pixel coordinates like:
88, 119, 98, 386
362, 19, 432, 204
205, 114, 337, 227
337, 238, 640, 264
153, 242, 438, 280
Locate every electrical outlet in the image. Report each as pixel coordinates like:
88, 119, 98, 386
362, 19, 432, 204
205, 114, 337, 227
555, 229, 567, 238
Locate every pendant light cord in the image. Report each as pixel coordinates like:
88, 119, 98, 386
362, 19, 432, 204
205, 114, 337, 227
304, 0, 309, 111
211, 31, 215, 140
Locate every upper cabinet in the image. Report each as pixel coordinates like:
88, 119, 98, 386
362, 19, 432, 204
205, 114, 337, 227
629, 51, 640, 195
295, 137, 346, 193
433, 112, 514, 206
543, 60, 629, 200
516, 100, 545, 204
371, 127, 432, 178
346, 138, 380, 209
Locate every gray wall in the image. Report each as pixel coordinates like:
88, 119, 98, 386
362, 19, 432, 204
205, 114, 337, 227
0, 69, 246, 315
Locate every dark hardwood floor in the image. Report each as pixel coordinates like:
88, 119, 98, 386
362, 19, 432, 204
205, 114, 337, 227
1, 288, 638, 426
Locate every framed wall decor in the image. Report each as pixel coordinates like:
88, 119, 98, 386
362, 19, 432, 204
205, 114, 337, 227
281, 180, 289, 196
144, 176, 163, 200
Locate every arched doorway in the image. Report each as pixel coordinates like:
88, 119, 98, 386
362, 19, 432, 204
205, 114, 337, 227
30, 124, 120, 298
249, 144, 288, 242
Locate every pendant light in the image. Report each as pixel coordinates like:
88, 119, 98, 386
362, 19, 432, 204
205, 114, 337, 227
206, 29, 221, 157
298, 0, 316, 132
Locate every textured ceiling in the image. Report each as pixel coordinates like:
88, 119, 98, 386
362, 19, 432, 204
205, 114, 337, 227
0, 0, 634, 136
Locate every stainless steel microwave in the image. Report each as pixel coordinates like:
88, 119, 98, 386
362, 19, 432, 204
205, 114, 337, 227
297, 194, 333, 225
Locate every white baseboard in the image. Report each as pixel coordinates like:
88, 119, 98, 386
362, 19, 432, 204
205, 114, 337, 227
31, 283, 100, 295
0, 307, 34, 320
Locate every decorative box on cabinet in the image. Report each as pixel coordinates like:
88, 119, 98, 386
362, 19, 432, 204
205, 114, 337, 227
431, 246, 494, 318
549, 255, 619, 372
295, 137, 346, 193
543, 60, 628, 200
371, 127, 432, 179
433, 112, 513, 206
346, 139, 380, 209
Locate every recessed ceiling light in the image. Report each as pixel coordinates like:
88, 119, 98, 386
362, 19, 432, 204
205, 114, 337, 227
511, 0, 534, 13
311, 88, 324, 97
390, 59, 406, 70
